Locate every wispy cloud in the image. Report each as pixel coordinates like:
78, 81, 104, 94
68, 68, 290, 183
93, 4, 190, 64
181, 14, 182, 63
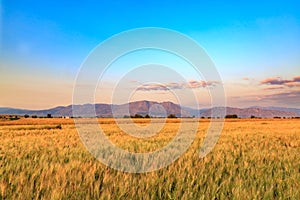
229, 90, 300, 108
188, 80, 219, 88
259, 90, 300, 105
129, 80, 138, 83
136, 80, 219, 91
261, 76, 300, 87
242, 77, 250, 81
263, 85, 285, 90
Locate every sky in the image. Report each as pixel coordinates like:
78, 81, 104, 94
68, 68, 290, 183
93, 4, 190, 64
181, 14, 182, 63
0, 0, 300, 109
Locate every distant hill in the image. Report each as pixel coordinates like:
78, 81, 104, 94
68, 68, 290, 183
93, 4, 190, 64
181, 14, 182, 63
0, 101, 299, 118
249, 106, 300, 115
0, 101, 191, 118
201, 107, 298, 118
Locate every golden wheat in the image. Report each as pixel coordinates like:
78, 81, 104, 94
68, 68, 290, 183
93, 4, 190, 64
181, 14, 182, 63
0, 118, 299, 199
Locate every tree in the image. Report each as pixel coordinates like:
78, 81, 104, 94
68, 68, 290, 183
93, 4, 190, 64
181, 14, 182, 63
131, 114, 143, 118
167, 114, 177, 118
144, 114, 150, 118
136, 114, 143, 118
250, 115, 256, 119
24, 114, 29, 118
225, 114, 238, 119
47, 114, 52, 118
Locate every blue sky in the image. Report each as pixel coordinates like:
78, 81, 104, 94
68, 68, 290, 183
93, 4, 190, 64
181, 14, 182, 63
1, 1, 300, 109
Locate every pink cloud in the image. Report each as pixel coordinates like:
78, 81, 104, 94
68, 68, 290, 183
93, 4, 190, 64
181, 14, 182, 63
263, 85, 285, 90
261, 76, 300, 87
284, 82, 300, 87
231, 90, 300, 107
293, 76, 300, 82
136, 80, 219, 91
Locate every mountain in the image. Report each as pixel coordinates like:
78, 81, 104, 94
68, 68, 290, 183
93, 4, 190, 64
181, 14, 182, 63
0, 101, 191, 118
0, 101, 299, 118
181, 106, 207, 117
249, 106, 300, 115
201, 107, 298, 118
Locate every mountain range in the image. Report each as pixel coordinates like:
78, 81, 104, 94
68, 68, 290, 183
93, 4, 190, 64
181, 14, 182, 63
0, 100, 299, 118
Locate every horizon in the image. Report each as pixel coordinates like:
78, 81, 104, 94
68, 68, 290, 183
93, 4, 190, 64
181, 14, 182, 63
1, 99, 300, 111
1, 1, 300, 109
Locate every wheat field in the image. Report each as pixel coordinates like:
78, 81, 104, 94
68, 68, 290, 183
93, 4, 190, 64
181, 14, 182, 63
0, 118, 299, 199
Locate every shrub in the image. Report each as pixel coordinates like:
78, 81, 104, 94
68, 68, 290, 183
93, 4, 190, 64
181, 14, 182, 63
167, 114, 177, 118
131, 114, 144, 118
225, 114, 238, 119
55, 124, 62, 129
9, 116, 20, 121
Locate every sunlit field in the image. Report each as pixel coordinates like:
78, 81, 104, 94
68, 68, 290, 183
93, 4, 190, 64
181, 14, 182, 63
0, 118, 299, 199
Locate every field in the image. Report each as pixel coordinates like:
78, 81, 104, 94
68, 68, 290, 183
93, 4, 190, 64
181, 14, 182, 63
0, 118, 299, 199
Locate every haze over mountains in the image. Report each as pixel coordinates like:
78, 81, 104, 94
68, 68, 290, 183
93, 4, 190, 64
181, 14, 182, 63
0, 100, 299, 118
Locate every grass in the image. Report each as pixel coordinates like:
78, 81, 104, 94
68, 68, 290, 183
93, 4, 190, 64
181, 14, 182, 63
0, 118, 299, 199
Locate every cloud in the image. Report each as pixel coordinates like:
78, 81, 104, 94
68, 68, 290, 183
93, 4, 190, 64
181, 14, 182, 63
136, 80, 219, 91
284, 82, 300, 87
137, 83, 169, 91
230, 90, 300, 108
293, 76, 300, 82
129, 80, 138, 83
187, 80, 218, 88
260, 91, 300, 105
263, 85, 285, 90
260, 76, 300, 87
